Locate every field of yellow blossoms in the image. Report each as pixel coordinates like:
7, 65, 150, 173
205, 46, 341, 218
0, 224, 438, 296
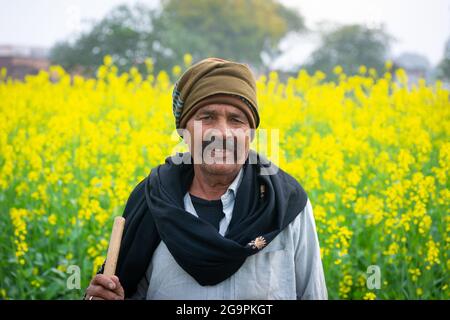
0, 55, 448, 299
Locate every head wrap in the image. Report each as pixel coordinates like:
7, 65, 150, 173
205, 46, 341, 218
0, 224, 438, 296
172, 57, 260, 129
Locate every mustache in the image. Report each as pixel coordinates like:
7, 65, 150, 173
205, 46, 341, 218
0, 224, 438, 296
201, 136, 238, 152
201, 136, 239, 161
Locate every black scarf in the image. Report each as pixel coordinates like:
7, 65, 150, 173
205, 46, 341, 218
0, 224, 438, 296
107, 151, 308, 297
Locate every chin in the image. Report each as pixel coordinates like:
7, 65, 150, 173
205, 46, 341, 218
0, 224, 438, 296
201, 163, 241, 176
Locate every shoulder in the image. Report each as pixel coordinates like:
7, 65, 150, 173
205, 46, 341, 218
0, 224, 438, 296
273, 166, 309, 213
122, 176, 149, 219
289, 197, 312, 225
286, 197, 317, 243
276, 165, 308, 195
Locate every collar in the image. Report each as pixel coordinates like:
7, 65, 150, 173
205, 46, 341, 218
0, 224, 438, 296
184, 166, 244, 221
220, 166, 244, 212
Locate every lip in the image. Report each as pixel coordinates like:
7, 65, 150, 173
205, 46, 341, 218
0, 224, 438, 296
211, 149, 232, 155
210, 149, 235, 160
212, 149, 232, 152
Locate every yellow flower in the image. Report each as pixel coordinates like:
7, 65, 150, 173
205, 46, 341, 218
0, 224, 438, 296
339, 274, 353, 298
183, 53, 193, 67
323, 192, 336, 204
358, 65, 367, 75
408, 268, 421, 282
103, 55, 113, 67
92, 256, 105, 277
87, 246, 98, 258
342, 187, 357, 208
145, 57, 154, 73
425, 240, 440, 266
333, 65, 343, 74
385, 60, 393, 70
172, 65, 182, 77
57, 264, 67, 273
363, 292, 377, 300
57, 228, 65, 237
10, 208, 29, 263
48, 214, 57, 225
384, 242, 400, 256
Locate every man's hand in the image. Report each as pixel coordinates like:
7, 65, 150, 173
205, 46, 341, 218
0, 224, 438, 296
85, 274, 124, 300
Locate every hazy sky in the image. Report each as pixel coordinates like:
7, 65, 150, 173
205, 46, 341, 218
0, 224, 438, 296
0, 0, 449, 68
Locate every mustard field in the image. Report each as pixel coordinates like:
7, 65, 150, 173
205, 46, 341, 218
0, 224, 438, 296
0, 56, 448, 299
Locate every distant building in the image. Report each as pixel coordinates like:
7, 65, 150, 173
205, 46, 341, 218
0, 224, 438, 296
0, 45, 50, 79
393, 52, 431, 84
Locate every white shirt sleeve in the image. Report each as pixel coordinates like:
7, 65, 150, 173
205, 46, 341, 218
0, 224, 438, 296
294, 198, 328, 300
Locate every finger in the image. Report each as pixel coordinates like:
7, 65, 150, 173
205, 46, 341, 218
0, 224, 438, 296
89, 284, 122, 300
85, 284, 96, 298
110, 276, 125, 297
93, 274, 116, 290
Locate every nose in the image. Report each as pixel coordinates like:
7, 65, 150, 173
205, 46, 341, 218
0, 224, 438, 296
214, 117, 229, 135
210, 117, 234, 141
203, 118, 236, 150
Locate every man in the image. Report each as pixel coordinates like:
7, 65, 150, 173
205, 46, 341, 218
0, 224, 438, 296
85, 58, 327, 300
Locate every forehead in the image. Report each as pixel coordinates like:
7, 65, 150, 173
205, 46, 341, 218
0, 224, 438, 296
195, 103, 245, 116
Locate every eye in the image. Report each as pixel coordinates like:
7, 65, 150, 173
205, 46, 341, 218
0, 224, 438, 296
231, 117, 243, 123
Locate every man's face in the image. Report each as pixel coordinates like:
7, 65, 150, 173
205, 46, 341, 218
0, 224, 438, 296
185, 104, 251, 176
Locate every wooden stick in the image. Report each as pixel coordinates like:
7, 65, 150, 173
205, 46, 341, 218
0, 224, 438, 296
103, 216, 125, 276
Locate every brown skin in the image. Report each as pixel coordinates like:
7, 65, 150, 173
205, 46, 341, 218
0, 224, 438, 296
185, 104, 251, 200
85, 103, 251, 299
85, 274, 124, 300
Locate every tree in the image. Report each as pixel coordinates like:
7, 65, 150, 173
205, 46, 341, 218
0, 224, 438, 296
153, 0, 305, 73
50, 1, 305, 76
304, 24, 393, 78
50, 4, 156, 76
436, 38, 450, 81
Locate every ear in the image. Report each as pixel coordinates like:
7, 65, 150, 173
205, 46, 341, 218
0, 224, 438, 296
177, 128, 185, 139
249, 128, 256, 142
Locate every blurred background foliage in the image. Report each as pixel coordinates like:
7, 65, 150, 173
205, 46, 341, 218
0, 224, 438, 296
49, 0, 409, 81
50, 0, 306, 76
